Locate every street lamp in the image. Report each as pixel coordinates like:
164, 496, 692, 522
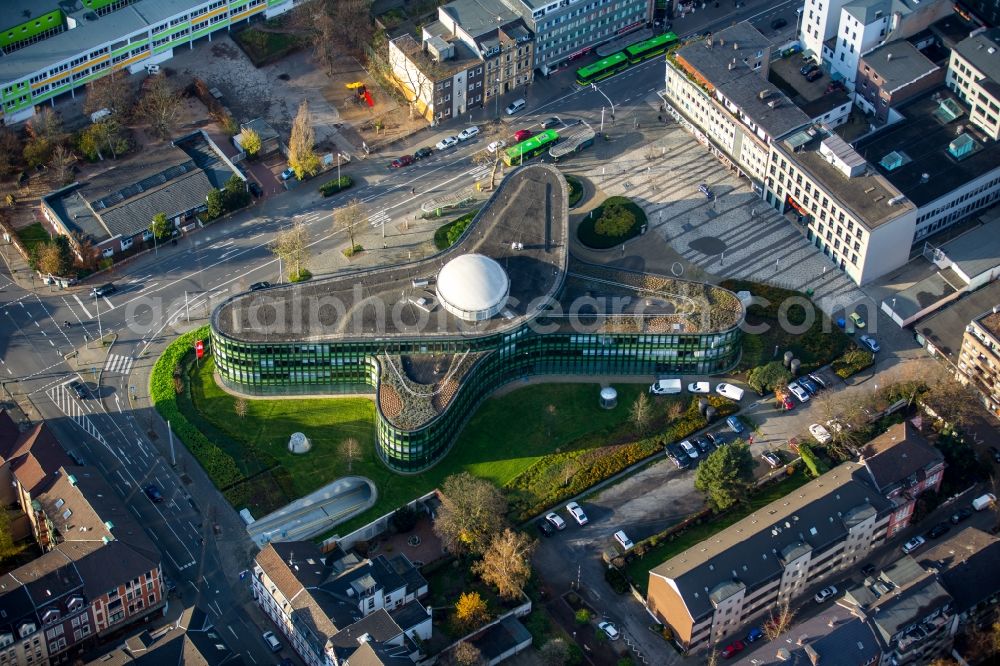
591, 82, 615, 131
495, 77, 501, 117
94, 291, 102, 344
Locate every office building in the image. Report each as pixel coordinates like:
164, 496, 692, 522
855, 40, 944, 123
252, 541, 431, 666
210, 165, 744, 472
1, 0, 296, 125
646, 462, 891, 653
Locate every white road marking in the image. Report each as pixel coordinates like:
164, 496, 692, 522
71, 294, 94, 318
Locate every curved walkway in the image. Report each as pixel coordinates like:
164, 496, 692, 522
246, 475, 377, 547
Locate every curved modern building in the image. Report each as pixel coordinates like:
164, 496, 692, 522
210, 164, 745, 473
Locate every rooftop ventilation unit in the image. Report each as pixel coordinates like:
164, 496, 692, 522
949, 133, 977, 159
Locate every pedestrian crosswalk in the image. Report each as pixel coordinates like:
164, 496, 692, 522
367, 210, 391, 228
105, 354, 134, 376
46, 383, 107, 446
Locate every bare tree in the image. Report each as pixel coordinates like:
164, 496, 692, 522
473, 528, 535, 600
0, 128, 22, 178
433, 472, 508, 556
288, 100, 321, 179
538, 639, 569, 666
470, 122, 507, 190
28, 107, 66, 145
762, 599, 796, 641
630, 391, 653, 434
271, 221, 310, 281
140, 74, 182, 139
48, 145, 76, 186
922, 363, 982, 428
234, 398, 248, 419
339, 437, 360, 472
446, 641, 485, 666
84, 70, 136, 120
333, 197, 367, 253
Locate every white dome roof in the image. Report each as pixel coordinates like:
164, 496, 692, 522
436, 254, 510, 321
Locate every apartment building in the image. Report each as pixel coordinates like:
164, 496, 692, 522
830, 0, 895, 87
252, 541, 431, 666
855, 40, 944, 123
946, 28, 1000, 141
664, 23, 810, 186
646, 462, 891, 654
858, 422, 944, 539
921, 527, 1000, 626
0, 0, 295, 125
957, 304, 1000, 417
503, 0, 651, 73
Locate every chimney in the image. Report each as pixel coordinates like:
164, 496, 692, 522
796, 634, 808, 646
920, 173, 929, 183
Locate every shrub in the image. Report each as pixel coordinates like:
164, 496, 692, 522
831, 347, 875, 378
342, 245, 363, 258
574, 609, 591, 625
150, 326, 243, 489
797, 442, 827, 477
319, 176, 353, 197
289, 268, 311, 282
747, 361, 793, 395
565, 174, 584, 207
391, 505, 419, 533
576, 196, 647, 249
604, 566, 629, 594
595, 201, 637, 237
433, 210, 479, 250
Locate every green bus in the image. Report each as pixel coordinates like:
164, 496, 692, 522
503, 129, 560, 166
624, 32, 679, 63
575, 52, 629, 85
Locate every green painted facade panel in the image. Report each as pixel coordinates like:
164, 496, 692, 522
1, 9, 64, 49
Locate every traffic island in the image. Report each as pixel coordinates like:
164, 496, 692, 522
576, 196, 647, 249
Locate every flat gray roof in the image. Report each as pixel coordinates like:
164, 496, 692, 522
441, 0, 522, 39
937, 215, 1000, 281
675, 22, 772, 92
860, 40, 940, 93
953, 28, 1000, 83
1, 1, 56, 32
717, 76, 810, 140
915, 279, 1000, 358
889, 270, 961, 323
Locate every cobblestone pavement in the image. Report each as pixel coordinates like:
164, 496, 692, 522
568, 121, 868, 316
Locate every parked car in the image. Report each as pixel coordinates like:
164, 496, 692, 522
771, 17, 788, 30
536, 518, 555, 537
666, 444, 690, 469
390, 155, 414, 169
248, 181, 263, 197
67, 380, 87, 399
541, 117, 561, 129
688, 381, 710, 393
800, 62, 819, 76
92, 283, 117, 297
859, 334, 880, 353
788, 381, 810, 403
545, 512, 567, 530
814, 585, 838, 603
805, 68, 823, 82
698, 183, 714, 199
778, 395, 795, 410
694, 437, 714, 454
614, 530, 634, 551
679, 440, 700, 460
457, 126, 480, 141
505, 98, 527, 115
901, 535, 926, 553
849, 311, 866, 328
809, 423, 832, 444
435, 136, 459, 150
143, 484, 164, 503
973, 493, 997, 511
950, 507, 973, 524
513, 129, 534, 142
414, 146, 434, 159
799, 376, 820, 395
745, 627, 764, 643
808, 372, 827, 388
487, 140, 507, 153
598, 621, 620, 641
249, 281, 271, 291
715, 383, 745, 401
650, 378, 682, 394
263, 631, 282, 652
279, 167, 296, 181
762, 451, 781, 468
566, 501, 588, 525
721, 640, 745, 658
726, 416, 745, 434
926, 523, 950, 539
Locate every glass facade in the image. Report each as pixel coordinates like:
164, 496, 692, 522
211, 318, 742, 473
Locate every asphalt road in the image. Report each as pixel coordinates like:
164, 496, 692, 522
0, 2, 835, 661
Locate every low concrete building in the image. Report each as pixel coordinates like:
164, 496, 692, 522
252, 541, 430, 666
858, 421, 945, 539
855, 40, 944, 124
646, 462, 891, 654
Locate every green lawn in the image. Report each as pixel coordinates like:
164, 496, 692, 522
16, 222, 50, 253
625, 468, 811, 594
186, 358, 646, 533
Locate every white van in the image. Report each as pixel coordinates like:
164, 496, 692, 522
650, 378, 682, 395
972, 493, 996, 511
505, 98, 526, 115
715, 383, 745, 401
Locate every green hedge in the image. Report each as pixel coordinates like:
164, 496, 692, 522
433, 210, 479, 250
797, 441, 827, 477
831, 347, 874, 378
319, 175, 353, 197
576, 196, 647, 249
150, 326, 244, 489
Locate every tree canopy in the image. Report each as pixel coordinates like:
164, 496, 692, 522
694, 441, 755, 511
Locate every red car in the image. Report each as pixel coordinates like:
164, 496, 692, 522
721, 640, 745, 659
777, 396, 794, 410
513, 129, 533, 142
390, 155, 414, 169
